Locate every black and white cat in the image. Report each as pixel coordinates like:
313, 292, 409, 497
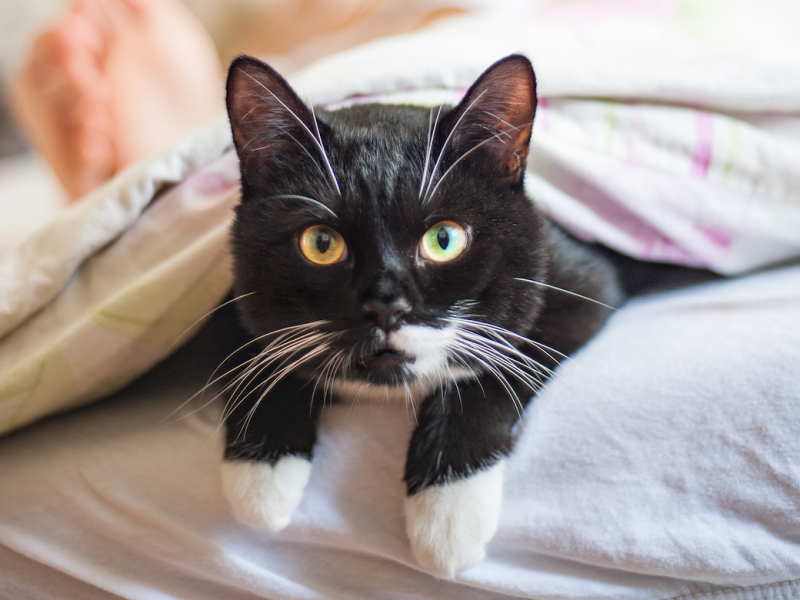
218, 54, 628, 578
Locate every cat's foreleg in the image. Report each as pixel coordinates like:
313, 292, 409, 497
220, 374, 322, 532
403, 375, 529, 578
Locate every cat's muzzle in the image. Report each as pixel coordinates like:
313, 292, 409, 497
350, 343, 417, 385
357, 347, 415, 370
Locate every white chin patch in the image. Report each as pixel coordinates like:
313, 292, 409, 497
389, 324, 460, 381
220, 456, 311, 532
404, 460, 505, 579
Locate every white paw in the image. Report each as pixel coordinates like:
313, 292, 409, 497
220, 456, 312, 532
404, 461, 505, 578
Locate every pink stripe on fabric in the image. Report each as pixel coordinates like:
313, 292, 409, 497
698, 226, 734, 253
538, 97, 550, 132
691, 111, 714, 178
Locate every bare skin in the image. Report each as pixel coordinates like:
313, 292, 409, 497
10, 0, 224, 201
10, 0, 465, 202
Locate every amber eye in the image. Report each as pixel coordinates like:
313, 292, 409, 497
299, 225, 346, 265
419, 221, 468, 262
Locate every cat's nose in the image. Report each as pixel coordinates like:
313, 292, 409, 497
362, 296, 412, 332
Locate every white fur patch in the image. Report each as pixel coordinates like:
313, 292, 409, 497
404, 460, 505, 578
220, 456, 311, 532
389, 324, 458, 380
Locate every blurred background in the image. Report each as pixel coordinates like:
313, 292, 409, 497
0, 0, 491, 158
2, 0, 794, 254
0, 0, 498, 248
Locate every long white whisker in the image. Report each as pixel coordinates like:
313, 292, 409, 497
224, 332, 334, 436
223, 332, 332, 425
452, 339, 543, 393
166, 351, 261, 425
309, 103, 341, 195
221, 328, 330, 408
451, 344, 524, 416
425, 134, 497, 205
446, 316, 568, 362
454, 327, 555, 377
165, 319, 324, 424
419, 106, 442, 199
401, 381, 418, 425
483, 110, 522, 132
514, 278, 618, 311
268, 194, 338, 218
218, 326, 333, 428
475, 325, 563, 366
457, 336, 546, 382
239, 343, 331, 439
318, 352, 338, 410
450, 371, 463, 412
310, 347, 345, 411
241, 70, 340, 195
276, 129, 331, 184
423, 90, 487, 203
169, 292, 256, 351
328, 350, 348, 407
449, 353, 485, 396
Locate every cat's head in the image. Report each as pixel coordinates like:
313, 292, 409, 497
226, 55, 548, 389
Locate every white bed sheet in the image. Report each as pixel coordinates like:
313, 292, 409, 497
1, 263, 799, 600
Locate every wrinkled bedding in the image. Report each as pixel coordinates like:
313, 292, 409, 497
1, 262, 799, 600
1, 2, 800, 597
3, 3, 800, 436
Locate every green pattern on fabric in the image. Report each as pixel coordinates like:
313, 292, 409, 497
92, 273, 231, 349
0, 345, 76, 431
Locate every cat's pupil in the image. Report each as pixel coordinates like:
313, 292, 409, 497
437, 227, 449, 250
316, 233, 331, 254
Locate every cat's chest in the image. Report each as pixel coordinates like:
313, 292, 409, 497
330, 378, 438, 405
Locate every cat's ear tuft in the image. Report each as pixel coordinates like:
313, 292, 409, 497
446, 55, 537, 185
226, 56, 317, 172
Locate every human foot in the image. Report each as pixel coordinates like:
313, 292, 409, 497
102, 0, 224, 172
11, 2, 115, 200
11, 0, 224, 201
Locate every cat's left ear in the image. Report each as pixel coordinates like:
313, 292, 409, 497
445, 55, 537, 185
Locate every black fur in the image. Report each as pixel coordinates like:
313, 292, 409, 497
221, 54, 627, 494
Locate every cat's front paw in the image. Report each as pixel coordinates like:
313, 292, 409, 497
220, 456, 311, 532
404, 461, 505, 579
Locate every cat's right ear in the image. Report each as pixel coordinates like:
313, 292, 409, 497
226, 56, 318, 177
441, 55, 537, 187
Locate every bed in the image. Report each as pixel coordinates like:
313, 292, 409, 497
1, 4, 800, 598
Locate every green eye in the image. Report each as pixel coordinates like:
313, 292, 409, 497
419, 221, 467, 263
299, 225, 346, 265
